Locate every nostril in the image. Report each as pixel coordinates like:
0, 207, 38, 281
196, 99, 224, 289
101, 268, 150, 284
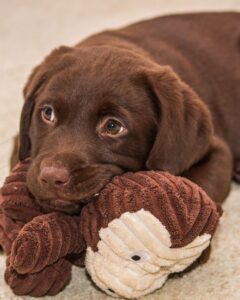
39, 166, 70, 186
55, 180, 66, 186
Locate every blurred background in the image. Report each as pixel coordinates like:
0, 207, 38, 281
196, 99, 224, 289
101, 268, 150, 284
0, 0, 240, 184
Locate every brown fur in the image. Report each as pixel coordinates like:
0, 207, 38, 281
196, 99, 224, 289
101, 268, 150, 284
12, 12, 240, 209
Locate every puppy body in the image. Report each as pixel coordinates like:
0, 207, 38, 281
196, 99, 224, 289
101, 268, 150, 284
12, 12, 240, 209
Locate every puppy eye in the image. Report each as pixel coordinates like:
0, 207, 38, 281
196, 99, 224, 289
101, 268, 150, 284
98, 118, 127, 137
41, 105, 56, 124
105, 119, 123, 134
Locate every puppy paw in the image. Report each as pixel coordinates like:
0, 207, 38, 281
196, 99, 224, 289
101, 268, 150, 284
5, 258, 72, 297
9, 212, 84, 274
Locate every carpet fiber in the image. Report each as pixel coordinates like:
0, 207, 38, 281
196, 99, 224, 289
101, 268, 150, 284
0, 1, 239, 299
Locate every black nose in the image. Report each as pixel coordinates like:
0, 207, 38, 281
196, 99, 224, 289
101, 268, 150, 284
39, 166, 70, 186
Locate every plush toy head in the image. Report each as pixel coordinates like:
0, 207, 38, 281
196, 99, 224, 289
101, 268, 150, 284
80, 171, 222, 298
0, 162, 222, 298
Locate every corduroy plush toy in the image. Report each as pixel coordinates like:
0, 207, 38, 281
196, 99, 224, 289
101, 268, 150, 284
0, 161, 222, 298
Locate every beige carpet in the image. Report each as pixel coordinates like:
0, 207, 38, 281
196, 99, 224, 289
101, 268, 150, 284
0, 1, 240, 299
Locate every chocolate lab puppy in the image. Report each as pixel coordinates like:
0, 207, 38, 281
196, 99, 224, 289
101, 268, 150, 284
11, 12, 240, 213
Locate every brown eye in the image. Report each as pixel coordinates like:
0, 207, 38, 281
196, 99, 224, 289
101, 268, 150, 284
41, 105, 55, 124
102, 118, 126, 136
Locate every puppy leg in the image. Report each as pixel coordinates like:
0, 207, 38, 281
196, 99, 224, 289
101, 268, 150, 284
182, 136, 233, 204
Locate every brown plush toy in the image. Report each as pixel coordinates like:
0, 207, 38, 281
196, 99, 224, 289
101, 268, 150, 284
0, 161, 222, 298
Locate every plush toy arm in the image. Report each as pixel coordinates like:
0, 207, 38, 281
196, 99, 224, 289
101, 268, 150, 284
5, 257, 72, 297
8, 212, 85, 274
0, 210, 23, 255
0, 160, 42, 223
0, 191, 42, 224
0, 160, 42, 254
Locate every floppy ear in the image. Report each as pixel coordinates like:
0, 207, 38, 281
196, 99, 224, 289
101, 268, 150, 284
18, 46, 74, 161
144, 66, 213, 175
19, 65, 42, 161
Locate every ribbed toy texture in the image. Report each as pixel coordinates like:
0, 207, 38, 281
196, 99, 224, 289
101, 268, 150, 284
8, 212, 85, 274
1, 159, 42, 223
0, 161, 85, 296
0, 160, 42, 255
81, 171, 222, 251
0, 162, 222, 298
5, 257, 72, 297
81, 171, 222, 299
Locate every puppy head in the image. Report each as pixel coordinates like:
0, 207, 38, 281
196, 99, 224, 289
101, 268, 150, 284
19, 45, 213, 213
19, 46, 158, 212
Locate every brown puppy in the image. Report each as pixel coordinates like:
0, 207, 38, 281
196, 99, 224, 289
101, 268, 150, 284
11, 12, 240, 213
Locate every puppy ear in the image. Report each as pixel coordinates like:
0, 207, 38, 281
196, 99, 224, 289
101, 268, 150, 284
19, 65, 42, 161
144, 66, 213, 174
19, 46, 74, 161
